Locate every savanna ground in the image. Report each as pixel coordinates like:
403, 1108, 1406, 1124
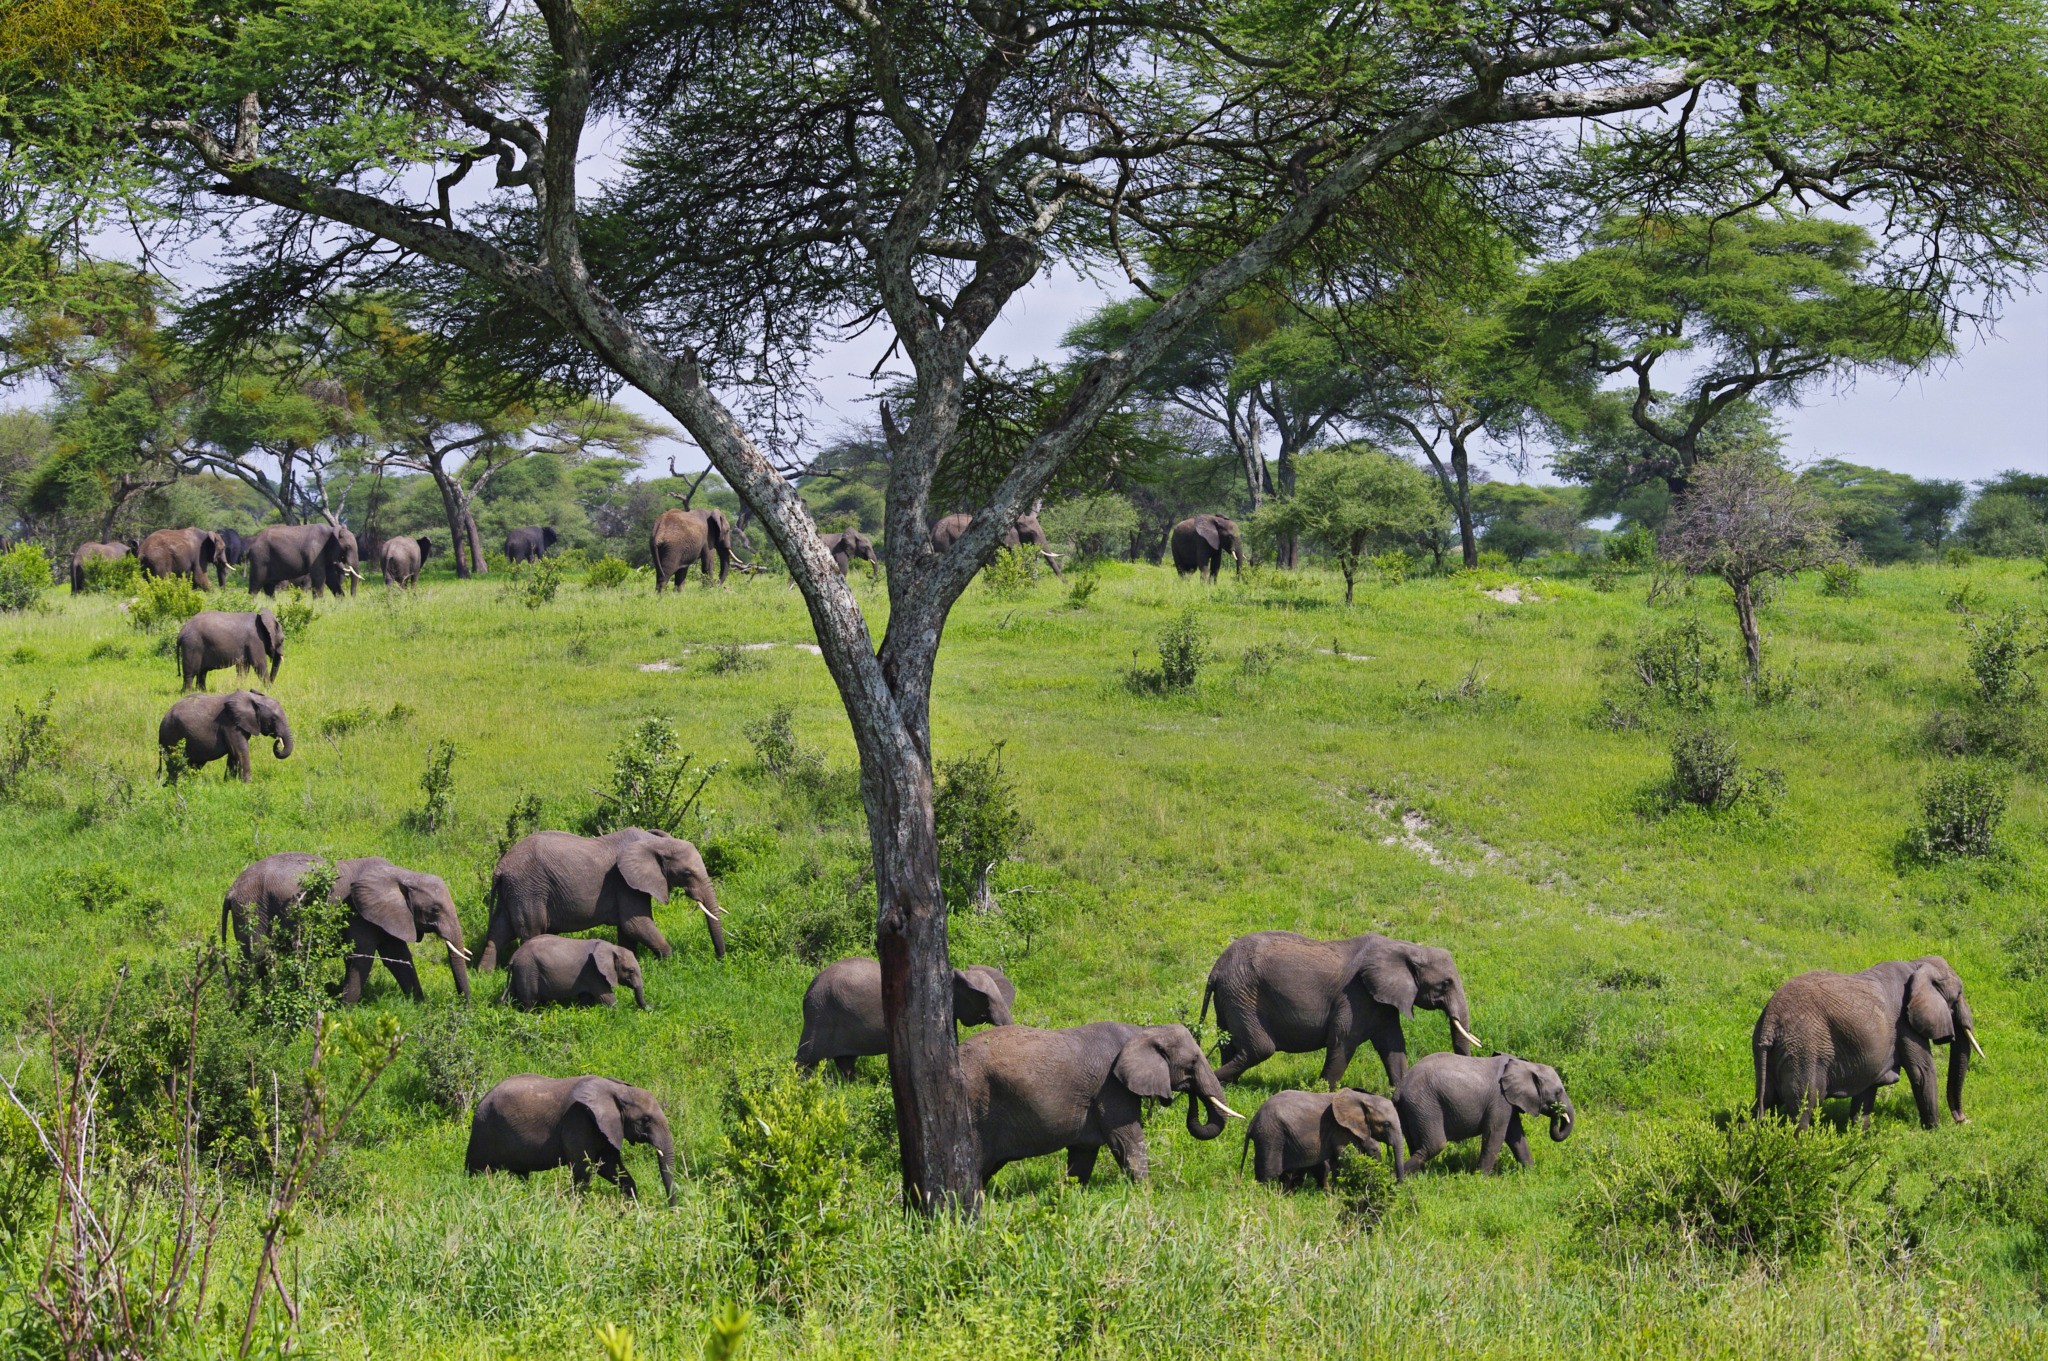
0, 551, 2044, 1359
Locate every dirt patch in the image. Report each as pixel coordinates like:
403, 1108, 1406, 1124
1482, 584, 1542, 604
1316, 648, 1374, 662
641, 641, 825, 670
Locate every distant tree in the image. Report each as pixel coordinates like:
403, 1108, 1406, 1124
1472, 483, 1589, 562
1961, 471, 2048, 557
1250, 448, 1441, 603
1798, 459, 1969, 563
1553, 397, 1782, 525
1902, 479, 1969, 556
1041, 493, 1142, 562
185, 367, 361, 525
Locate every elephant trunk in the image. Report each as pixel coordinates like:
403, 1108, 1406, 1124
1184, 1065, 1234, 1141
1548, 1097, 1575, 1143
441, 927, 472, 1001
1385, 1126, 1406, 1181
272, 715, 294, 760
651, 1124, 677, 1204
693, 885, 726, 961
1446, 988, 1479, 1055
1948, 1000, 1974, 1121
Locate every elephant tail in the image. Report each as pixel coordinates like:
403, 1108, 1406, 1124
1753, 1041, 1770, 1119
1199, 980, 1214, 1028
1238, 1125, 1251, 1176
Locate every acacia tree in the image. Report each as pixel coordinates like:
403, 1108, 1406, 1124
11, 0, 2047, 1214
1249, 446, 1440, 602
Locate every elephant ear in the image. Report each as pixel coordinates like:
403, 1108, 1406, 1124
1194, 518, 1222, 552
569, 1079, 626, 1157
257, 611, 283, 655
953, 969, 1012, 1025
1112, 1034, 1174, 1101
1905, 966, 1955, 1042
1328, 1093, 1376, 1145
588, 945, 621, 989
225, 692, 264, 736
1497, 1056, 1546, 1115
615, 841, 672, 903
350, 871, 420, 943
417, 537, 434, 559
1357, 946, 1418, 1018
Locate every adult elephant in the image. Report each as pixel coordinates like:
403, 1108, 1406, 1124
69, 540, 134, 592
380, 536, 434, 587
959, 1021, 1239, 1188
1170, 514, 1246, 581
929, 511, 1065, 577
139, 528, 230, 590
221, 852, 472, 1003
1395, 1052, 1573, 1176
218, 527, 251, 567
821, 529, 879, 577
480, 828, 725, 969
247, 523, 361, 597
1202, 931, 1480, 1087
467, 1075, 676, 1202
505, 525, 560, 562
175, 609, 283, 690
1754, 956, 1979, 1130
158, 690, 292, 781
797, 956, 1015, 1077
650, 508, 743, 589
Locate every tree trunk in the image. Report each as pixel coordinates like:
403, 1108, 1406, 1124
1450, 439, 1477, 569
463, 507, 488, 574
1276, 435, 1300, 568
1733, 578, 1762, 682
428, 463, 473, 579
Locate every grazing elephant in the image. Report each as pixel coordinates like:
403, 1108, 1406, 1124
1754, 956, 1978, 1130
221, 852, 472, 1003
380, 536, 434, 587
505, 525, 560, 562
175, 609, 283, 691
821, 529, 879, 577
650, 508, 742, 589
796, 956, 1015, 1077
218, 527, 250, 567
1170, 514, 1246, 581
1242, 1088, 1406, 1188
959, 1021, 1239, 1187
69, 540, 134, 592
158, 690, 292, 781
929, 512, 1065, 577
1394, 1052, 1573, 1176
480, 828, 725, 969
1202, 931, 1479, 1088
504, 936, 647, 1010
247, 523, 361, 597
139, 528, 231, 590
466, 1075, 676, 1202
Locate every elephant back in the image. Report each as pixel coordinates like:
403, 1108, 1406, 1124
495, 831, 609, 936
223, 851, 328, 944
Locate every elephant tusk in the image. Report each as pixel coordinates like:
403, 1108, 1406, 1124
1210, 1100, 1245, 1120
1967, 1028, 1985, 1060
446, 941, 473, 961
695, 900, 720, 921
1451, 1017, 1483, 1050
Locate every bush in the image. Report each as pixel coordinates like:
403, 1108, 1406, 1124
1474, 549, 1510, 571
707, 640, 766, 674
520, 557, 564, 608
1967, 609, 2041, 707
1370, 550, 1411, 585
45, 863, 170, 933
1905, 761, 2007, 861
78, 553, 141, 594
586, 554, 633, 589
230, 859, 352, 1032
1064, 572, 1099, 610
744, 705, 827, 788
1604, 525, 1657, 569
275, 585, 318, 641
934, 742, 1030, 912
402, 739, 460, 834
1156, 609, 1210, 690
1667, 724, 1783, 816
401, 1008, 490, 1118
980, 545, 1036, 599
2002, 917, 2048, 982
128, 573, 207, 632
1632, 615, 1723, 710
1942, 579, 1985, 614
0, 544, 52, 612
1819, 560, 1863, 598
585, 716, 719, 835
0, 690, 61, 805
1040, 493, 1140, 561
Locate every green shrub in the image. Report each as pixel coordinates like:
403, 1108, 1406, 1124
706, 640, 766, 674
934, 741, 1030, 912
1604, 525, 1657, 569
1064, 571, 1099, 610
86, 639, 130, 661
743, 705, 826, 787
980, 545, 1036, 599
1667, 724, 1783, 816
1632, 615, 1723, 710
586, 555, 633, 589
8, 645, 37, 664
1473, 549, 1511, 570
1943, 579, 1985, 614
275, 585, 318, 641
45, 863, 170, 932
1941, 545, 1974, 568
128, 573, 207, 632
2002, 917, 2048, 982
400, 1008, 491, 1118
0, 1102, 50, 1245
523, 557, 563, 608
402, 739, 460, 834
1967, 609, 2041, 707
0, 544, 52, 612
0, 690, 61, 804
1905, 761, 2007, 861
230, 859, 351, 1032
1371, 550, 1411, 585
1239, 644, 1278, 678
1819, 560, 1863, 598
1156, 609, 1210, 690
714, 1064, 886, 1288
78, 552, 141, 594
585, 715, 720, 835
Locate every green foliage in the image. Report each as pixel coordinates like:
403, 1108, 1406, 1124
706, 640, 766, 674
1819, 560, 1863, 598
274, 584, 318, 641
400, 1008, 489, 1119
1127, 608, 1212, 694
1249, 447, 1442, 602
1064, 571, 1100, 609
1631, 616, 1724, 710
233, 860, 351, 1032
979, 545, 1036, 600
0, 1103, 49, 1247
0, 544, 51, 613
45, 862, 169, 933
2001, 917, 2048, 982
1943, 578, 1987, 613
522, 557, 564, 608
585, 554, 633, 589
0, 689, 61, 804
743, 705, 827, 790
1905, 762, 2008, 861
1041, 493, 1141, 562
77, 552, 141, 594
1370, 550, 1411, 584
1960, 472, 2048, 558
1474, 549, 1510, 571
127, 572, 206, 632
1603, 525, 1657, 569
402, 739, 459, 834
1966, 609, 2041, 707
586, 716, 718, 836
1666, 724, 1783, 816
934, 742, 1030, 912
713, 1064, 883, 1289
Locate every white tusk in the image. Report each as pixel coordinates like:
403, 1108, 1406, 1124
696, 901, 719, 921
1451, 1017, 1483, 1050
1967, 1029, 1985, 1060
1211, 1100, 1244, 1120
446, 943, 472, 961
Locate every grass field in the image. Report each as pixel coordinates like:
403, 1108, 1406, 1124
1, 553, 2044, 1358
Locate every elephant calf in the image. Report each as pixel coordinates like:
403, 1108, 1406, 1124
1394, 1052, 1573, 1176
467, 1075, 675, 1202
159, 690, 293, 781
797, 956, 1014, 1077
176, 609, 283, 691
222, 852, 472, 1003
504, 936, 647, 1010
1243, 1089, 1405, 1189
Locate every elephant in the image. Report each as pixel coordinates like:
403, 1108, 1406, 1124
1201, 931, 1479, 1088
650, 508, 743, 589
158, 690, 293, 781
1170, 514, 1246, 581
380, 536, 434, 587
480, 828, 725, 969
1394, 1052, 1573, 1176
821, 529, 879, 577
1242, 1088, 1406, 1188
503, 935, 647, 1010
929, 511, 1064, 577
175, 609, 283, 691
246, 523, 361, 597
505, 525, 559, 562
466, 1075, 676, 1202
139, 527, 230, 590
958, 1021, 1239, 1187
1753, 956, 1978, 1130
218, 527, 250, 567
796, 956, 1015, 1077
69, 540, 134, 592
220, 852, 472, 1003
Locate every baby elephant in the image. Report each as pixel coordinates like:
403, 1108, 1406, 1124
1395, 1052, 1573, 1176
159, 690, 293, 781
466, 1075, 675, 1202
176, 609, 284, 691
796, 956, 1015, 1077
1243, 1088, 1406, 1189
504, 936, 647, 1010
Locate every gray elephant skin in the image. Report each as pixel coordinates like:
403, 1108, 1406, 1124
140, 527, 230, 590
247, 523, 360, 597
505, 525, 560, 562
929, 512, 1064, 577
959, 1021, 1238, 1187
222, 852, 472, 1003
480, 828, 725, 969
1243, 1088, 1405, 1188
504, 935, 647, 1010
380, 536, 434, 586
1395, 1052, 1573, 1176
159, 690, 292, 781
821, 529, 879, 577
466, 1075, 676, 1202
1202, 930, 1479, 1087
176, 609, 283, 691
1754, 956, 1978, 1129
796, 956, 1015, 1077
650, 508, 741, 589
70, 540, 134, 592
1170, 514, 1246, 581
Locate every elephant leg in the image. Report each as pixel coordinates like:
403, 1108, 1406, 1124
1475, 1111, 1511, 1174
337, 933, 376, 1006
617, 914, 674, 960
610, 1160, 637, 1199
1104, 1124, 1149, 1183
1399, 1113, 1445, 1177
1896, 1034, 1941, 1129
1850, 1087, 1877, 1130
1066, 1144, 1102, 1185
224, 729, 251, 782
1505, 1113, 1533, 1168
1320, 1037, 1361, 1090
379, 940, 425, 1002
477, 914, 516, 972
1313, 1162, 1332, 1191
571, 1158, 592, 1190
834, 1057, 857, 1081
1215, 1021, 1276, 1084
1364, 1011, 1410, 1089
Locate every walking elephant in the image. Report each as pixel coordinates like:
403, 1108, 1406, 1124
1394, 1052, 1572, 1175
221, 852, 472, 1003
796, 956, 1014, 1077
480, 828, 725, 969
959, 1021, 1239, 1187
467, 1075, 676, 1202
69, 540, 134, 592
175, 609, 283, 690
1243, 1088, 1405, 1188
139, 528, 230, 590
158, 690, 292, 781
821, 529, 879, 577
1170, 514, 1246, 581
1202, 930, 1479, 1087
650, 508, 742, 589
380, 536, 434, 587
246, 523, 361, 597
1754, 956, 1978, 1130
930, 511, 1064, 577
503, 936, 647, 1010
217, 527, 250, 567
505, 525, 560, 562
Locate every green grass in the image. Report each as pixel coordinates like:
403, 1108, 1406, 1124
1, 556, 2045, 1357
